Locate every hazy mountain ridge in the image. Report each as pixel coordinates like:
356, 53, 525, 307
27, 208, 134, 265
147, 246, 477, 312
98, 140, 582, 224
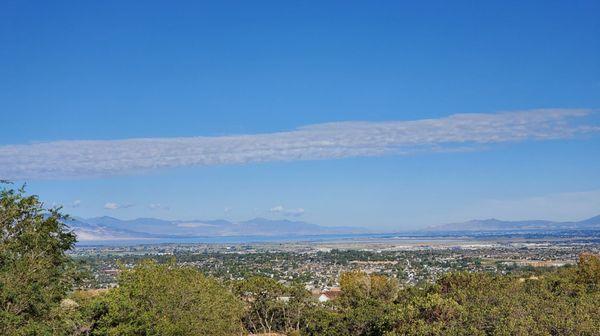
67, 216, 368, 240
425, 215, 600, 232
66, 217, 158, 240
67, 214, 600, 240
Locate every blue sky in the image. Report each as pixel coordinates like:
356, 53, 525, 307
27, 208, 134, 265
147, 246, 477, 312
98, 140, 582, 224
1, 1, 599, 229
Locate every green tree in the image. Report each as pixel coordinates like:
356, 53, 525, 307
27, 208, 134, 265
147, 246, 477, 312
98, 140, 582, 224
0, 184, 78, 335
233, 276, 290, 334
577, 252, 600, 289
339, 271, 399, 307
89, 260, 244, 336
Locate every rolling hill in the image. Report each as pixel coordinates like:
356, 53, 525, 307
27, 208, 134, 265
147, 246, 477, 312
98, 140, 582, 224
425, 215, 600, 232
67, 216, 367, 240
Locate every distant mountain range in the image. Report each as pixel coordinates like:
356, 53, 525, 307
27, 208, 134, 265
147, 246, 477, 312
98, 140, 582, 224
66, 214, 600, 241
425, 215, 600, 232
66, 216, 368, 241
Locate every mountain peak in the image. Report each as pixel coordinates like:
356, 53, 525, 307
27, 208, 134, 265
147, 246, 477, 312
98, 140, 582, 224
577, 214, 600, 225
67, 216, 365, 241
91, 215, 119, 220
426, 215, 600, 232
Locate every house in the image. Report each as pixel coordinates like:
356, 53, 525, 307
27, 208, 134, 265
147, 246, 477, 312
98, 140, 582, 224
318, 288, 342, 302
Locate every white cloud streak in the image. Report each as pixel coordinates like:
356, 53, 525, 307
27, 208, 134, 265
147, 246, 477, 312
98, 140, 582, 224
104, 202, 134, 210
0, 109, 597, 180
270, 205, 306, 217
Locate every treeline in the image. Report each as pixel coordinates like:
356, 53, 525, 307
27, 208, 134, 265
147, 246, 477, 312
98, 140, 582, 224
2, 186, 600, 335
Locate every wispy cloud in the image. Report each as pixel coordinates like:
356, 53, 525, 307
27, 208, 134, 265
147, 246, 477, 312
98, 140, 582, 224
72, 199, 82, 208
270, 205, 305, 217
104, 202, 134, 210
1, 109, 597, 180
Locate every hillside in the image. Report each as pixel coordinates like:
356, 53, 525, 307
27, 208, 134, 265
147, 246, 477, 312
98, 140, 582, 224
425, 215, 600, 232
67, 216, 367, 240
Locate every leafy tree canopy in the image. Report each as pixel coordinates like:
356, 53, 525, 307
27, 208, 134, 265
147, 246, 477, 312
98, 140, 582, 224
0, 183, 78, 335
90, 260, 244, 336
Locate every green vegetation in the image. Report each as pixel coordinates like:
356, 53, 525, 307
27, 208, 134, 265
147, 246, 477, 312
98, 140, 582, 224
1, 184, 79, 335
2, 185, 600, 335
89, 261, 244, 336
232, 276, 312, 334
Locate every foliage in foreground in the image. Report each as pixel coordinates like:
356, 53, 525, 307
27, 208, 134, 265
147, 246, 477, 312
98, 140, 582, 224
47, 252, 600, 336
300, 254, 600, 336
88, 261, 244, 336
0, 184, 78, 335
